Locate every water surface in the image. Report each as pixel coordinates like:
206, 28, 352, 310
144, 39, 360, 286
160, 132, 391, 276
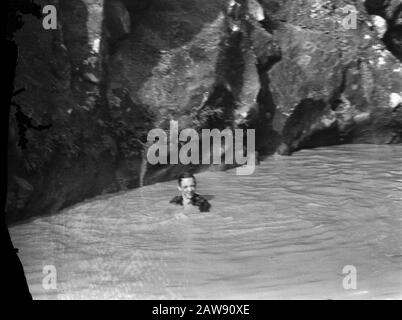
10, 145, 402, 299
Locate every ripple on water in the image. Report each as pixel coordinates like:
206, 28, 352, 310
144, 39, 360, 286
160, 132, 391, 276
9, 145, 402, 299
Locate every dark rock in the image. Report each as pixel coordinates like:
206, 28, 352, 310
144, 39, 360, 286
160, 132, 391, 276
263, 0, 402, 154
83, 72, 100, 84
365, 0, 402, 61
276, 142, 290, 155
7, 176, 33, 210
104, 0, 131, 45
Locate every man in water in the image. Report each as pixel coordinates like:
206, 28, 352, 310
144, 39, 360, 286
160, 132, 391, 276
170, 172, 211, 212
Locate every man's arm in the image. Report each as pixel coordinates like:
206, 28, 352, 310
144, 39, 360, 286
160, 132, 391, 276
194, 195, 211, 212
169, 195, 183, 205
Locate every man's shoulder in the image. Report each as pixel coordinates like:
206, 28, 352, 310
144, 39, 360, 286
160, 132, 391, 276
192, 194, 211, 212
169, 195, 183, 205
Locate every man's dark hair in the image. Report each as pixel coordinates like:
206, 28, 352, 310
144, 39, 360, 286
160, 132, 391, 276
177, 172, 196, 186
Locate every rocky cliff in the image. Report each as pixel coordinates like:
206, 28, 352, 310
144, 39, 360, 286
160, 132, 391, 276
6, 0, 402, 223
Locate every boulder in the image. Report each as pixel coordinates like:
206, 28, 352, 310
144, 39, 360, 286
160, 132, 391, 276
365, 0, 402, 61
259, 0, 402, 153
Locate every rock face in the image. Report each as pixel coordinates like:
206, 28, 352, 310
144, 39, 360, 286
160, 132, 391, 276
365, 0, 402, 61
6, 0, 402, 222
8, 0, 114, 222
261, 0, 402, 154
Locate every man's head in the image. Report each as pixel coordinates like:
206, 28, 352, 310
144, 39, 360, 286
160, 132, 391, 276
177, 172, 197, 200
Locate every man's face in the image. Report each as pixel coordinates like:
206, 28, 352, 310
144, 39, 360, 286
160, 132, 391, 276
178, 177, 196, 200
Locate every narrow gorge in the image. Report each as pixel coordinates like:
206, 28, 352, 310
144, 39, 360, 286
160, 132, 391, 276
7, 0, 402, 223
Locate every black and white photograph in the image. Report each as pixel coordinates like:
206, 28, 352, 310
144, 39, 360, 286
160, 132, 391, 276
4, 0, 402, 302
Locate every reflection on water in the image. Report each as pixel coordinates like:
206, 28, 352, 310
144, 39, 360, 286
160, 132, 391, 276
9, 145, 402, 299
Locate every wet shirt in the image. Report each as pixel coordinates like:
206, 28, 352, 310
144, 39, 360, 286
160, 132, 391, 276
169, 193, 211, 212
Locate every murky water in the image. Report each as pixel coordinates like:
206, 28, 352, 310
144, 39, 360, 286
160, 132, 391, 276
9, 145, 402, 299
